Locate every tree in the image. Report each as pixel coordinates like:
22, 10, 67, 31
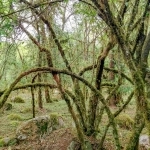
0, 0, 149, 149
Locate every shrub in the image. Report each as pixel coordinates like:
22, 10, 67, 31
50, 113, 59, 126
21, 107, 38, 113
0, 138, 5, 147
0, 137, 17, 147
13, 97, 25, 103
115, 114, 134, 130
7, 113, 23, 121
9, 121, 20, 127
4, 103, 12, 111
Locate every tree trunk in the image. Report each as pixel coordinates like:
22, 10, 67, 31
45, 85, 52, 103
37, 51, 43, 109
108, 50, 116, 106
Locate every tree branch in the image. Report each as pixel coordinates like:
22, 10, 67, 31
79, 64, 133, 84
0, 0, 64, 18
21, 0, 72, 72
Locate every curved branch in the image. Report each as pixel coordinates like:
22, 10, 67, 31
0, 82, 57, 97
104, 67, 134, 84
0, 67, 98, 108
0, 66, 119, 149
79, 64, 133, 84
99, 90, 134, 149
0, 67, 112, 125
79, 64, 97, 76
79, 0, 97, 10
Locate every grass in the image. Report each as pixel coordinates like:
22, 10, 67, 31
7, 113, 23, 121
0, 89, 146, 149
0, 89, 72, 139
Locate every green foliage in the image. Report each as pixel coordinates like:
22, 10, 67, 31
37, 121, 48, 135
7, 113, 23, 121
74, 2, 97, 17
0, 137, 17, 147
115, 114, 134, 130
13, 97, 25, 103
7, 138, 17, 146
0, 0, 18, 37
9, 120, 19, 127
0, 138, 5, 147
50, 113, 59, 126
21, 107, 32, 113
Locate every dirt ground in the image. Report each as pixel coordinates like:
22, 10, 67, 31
1, 128, 77, 150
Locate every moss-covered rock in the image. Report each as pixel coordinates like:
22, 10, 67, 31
67, 140, 81, 150
16, 115, 65, 141
50, 113, 65, 130
7, 113, 23, 121
13, 97, 25, 103
115, 114, 134, 130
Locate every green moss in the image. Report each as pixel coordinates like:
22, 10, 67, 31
0, 138, 5, 147
7, 113, 23, 121
13, 97, 25, 103
21, 107, 38, 113
52, 98, 59, 102
50, 113, 59, 126
115, 114, 134, 130
9, 121, 20, 127
21, 107, 32, 113
0, 137, 17, 147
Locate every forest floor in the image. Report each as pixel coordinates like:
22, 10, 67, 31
0, 89, 148, 150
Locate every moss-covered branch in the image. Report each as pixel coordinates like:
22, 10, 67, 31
0, 66, 104, 109
99, 91, 134, 149
79, 65, 133, 84
0, 66, 120, 149
0, 82, 57, 97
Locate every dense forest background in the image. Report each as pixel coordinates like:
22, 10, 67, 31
0, 0, 150, 149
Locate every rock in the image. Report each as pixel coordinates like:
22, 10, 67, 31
139, 135, 150, 149
67, 140, 93, 150
50, 113, 65, 130
67, 140, 80, 150
16, 115, 65, 141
